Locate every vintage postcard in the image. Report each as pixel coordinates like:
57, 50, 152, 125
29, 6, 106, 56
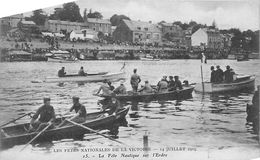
0, 0, 259, 160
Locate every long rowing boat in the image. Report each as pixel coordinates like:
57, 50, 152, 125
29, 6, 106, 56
0, 107, 129, 148
98, 86, 194, 101
194, 75, 255, 93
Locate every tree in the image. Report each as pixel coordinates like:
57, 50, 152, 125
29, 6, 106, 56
87, 9, 103, 19
29, 9, 48, 25
83, 8, 87, 21
49, 2, 83, 22
110, 14, 131, 26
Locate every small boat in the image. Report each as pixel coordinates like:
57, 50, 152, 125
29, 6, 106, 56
44, 71, 126, 83
140, 54, 160, 61
194, 75, 255, 93
46, 50, 79, 63
0, 107, 129, 148
98, 86, 194, 101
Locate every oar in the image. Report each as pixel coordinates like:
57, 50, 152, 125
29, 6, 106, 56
20, 122, 53, 151
66, 119, 127, 146
1, 112, 32, 128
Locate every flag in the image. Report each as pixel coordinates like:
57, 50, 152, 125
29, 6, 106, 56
201, 52, 207, 64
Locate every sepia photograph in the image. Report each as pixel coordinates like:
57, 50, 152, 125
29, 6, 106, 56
0, 0, 259, 159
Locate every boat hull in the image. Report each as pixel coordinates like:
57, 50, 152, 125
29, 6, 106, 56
0, 107, 129, 148
194, 76, 255, 93
100, 86, 194, 101
45, 71, 126, 83
47, 57, 79, 63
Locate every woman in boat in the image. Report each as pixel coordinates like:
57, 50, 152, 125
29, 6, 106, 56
28, 97, 56, 132
139, 80, 154, 93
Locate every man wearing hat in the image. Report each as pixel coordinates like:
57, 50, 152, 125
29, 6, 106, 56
174, 76, 183, 90
215, 65, 224, 83
29, 97, 56, 132
58, 67, 66, 77
139, 80, 154, 93
224, 65, 235, 83
113, 80, 127, 95
157, 76, 168, 93
168, 76, 176, 91
130, 69, 141, 92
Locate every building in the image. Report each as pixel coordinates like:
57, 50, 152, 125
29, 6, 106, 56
160, 23, 184, 42
191, 28, 222, 49
0, 14, 24, 36
113, 19, 161, 44
84, 18, 111, 35
70, 29, 98, 41
44, 20, 86, 33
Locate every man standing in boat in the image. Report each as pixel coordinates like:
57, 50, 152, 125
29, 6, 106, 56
224, 65, 235, 83
215, 65, 224, 83
78, 66, 87, 76
28, 97, 56, 132
58, 96, 87, 127
130, 69, 141, 92
58, 67, 66, 77
210, 66, 217, 83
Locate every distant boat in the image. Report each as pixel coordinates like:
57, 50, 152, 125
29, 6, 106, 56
140, 54, 160, 61
227, 54, 236, 60
236, 54, 249, 62
194, 75, 255, 93
46, 50, 79, 63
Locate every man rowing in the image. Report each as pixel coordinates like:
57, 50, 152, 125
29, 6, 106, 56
58, 67, 66, 77
58, 96, 87, 127
101, 93, 120, 115
28, 97, 56, 132
95, 79, 113, 96
78, 66, 87, 76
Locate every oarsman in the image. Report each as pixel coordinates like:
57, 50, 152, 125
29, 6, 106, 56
58, 96, 87, 127
168, 76, 175, 91
28, 97, 56, 132
210, 66, 217, 83
130, 69, 141, 92
174, 76, 183, 90
215, 65, 224, 83
139, 80, 154, 93
107, 81, 115, 91
95, 79, 113, 96
157, 76, 168, 93
101, 93, 120, 115
224, 65, 235, 83
58, 67, 66, 77
113, 81, 127, 94
78, 66, 86, 76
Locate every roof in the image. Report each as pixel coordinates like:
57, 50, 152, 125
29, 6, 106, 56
47, 20, 84, 26
21, 21, 36, 25
9, 50, 32, 55
2, 14, 23, 19
161, 23, 182, 29
123, 20, 161, 33
86, 18, 111, 24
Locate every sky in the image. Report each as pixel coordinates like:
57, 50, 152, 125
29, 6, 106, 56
2, 0, 260, 31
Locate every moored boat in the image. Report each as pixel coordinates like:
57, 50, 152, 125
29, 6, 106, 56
46, 50, 79, 63
44, 71, 126, 83
0, 107, 129, 148
98, 86, 194, 101
194, 75, 255, 93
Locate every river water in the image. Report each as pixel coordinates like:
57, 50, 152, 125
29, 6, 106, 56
0, 59, 259, 160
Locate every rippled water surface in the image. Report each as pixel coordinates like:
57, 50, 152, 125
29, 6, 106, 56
0, 59, 259, 160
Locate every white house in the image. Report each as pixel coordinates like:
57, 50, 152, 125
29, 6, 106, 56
70, 29, 98, 41
191, 28, 222, 49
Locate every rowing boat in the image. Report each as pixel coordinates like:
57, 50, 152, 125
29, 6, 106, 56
38, 71, 126, 83
98, 86, 194, 101
0, 107, 129, 148
194, 75, 255, 93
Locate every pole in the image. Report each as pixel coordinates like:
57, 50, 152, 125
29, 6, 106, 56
1, 112, 32, 128
200, 63, 205, 93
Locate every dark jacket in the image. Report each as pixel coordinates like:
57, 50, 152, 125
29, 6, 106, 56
33, 105, 56, 123
210, 70, 217, 83
224, 69, 235, 83
215, 68, 224, 83
70, 103, 87, 117
58, 69, 66, 77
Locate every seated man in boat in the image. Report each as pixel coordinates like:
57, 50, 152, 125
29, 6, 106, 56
113, 81, 127, 95
101, 93, 120, 116
157, 76, 168, 93
130, 69, 141, 92
107, 81, 115, 91
174, 76, 183, 90
210, 66, 217, 83
28, 97, 56, 132
95, 79, 113, 96
215, 65, 224, 83
78, 66, 87, 76
58, 67, 66, 77
224, 65, 235, 83
139, 80, 154, 93
168, 76, 176, 91
58, 96, 87, 127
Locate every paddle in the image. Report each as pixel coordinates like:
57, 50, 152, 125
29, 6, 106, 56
1, 112, 33, 128
66, 119, 126, 146
20, 122, 53, 151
